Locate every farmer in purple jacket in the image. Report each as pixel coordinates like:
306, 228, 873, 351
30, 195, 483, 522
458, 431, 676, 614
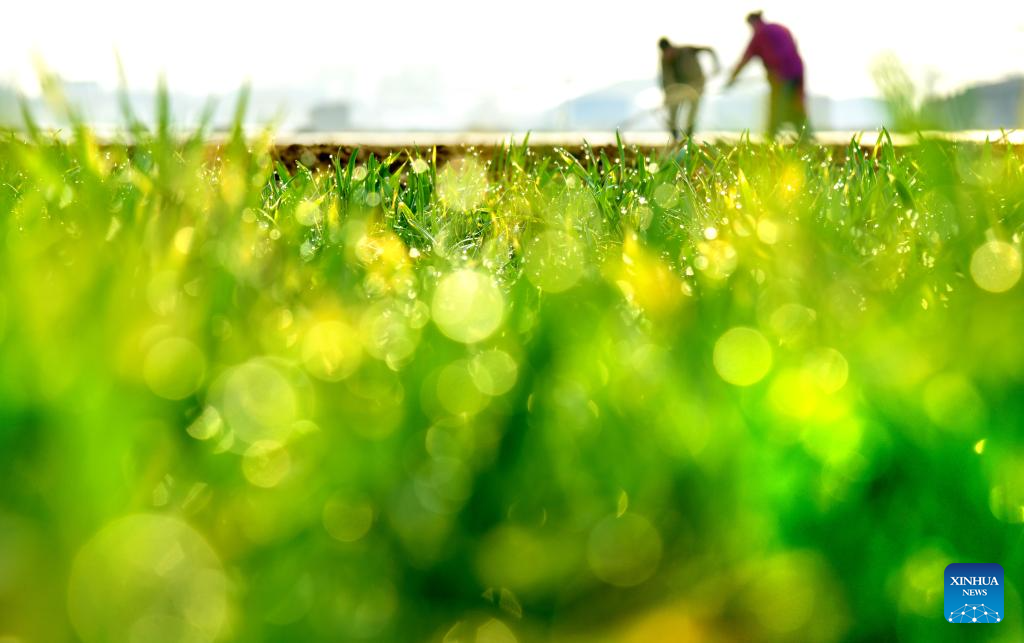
727, 11, 808, 136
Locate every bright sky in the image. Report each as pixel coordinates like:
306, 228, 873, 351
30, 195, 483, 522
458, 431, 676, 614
4, 0, 1024, 108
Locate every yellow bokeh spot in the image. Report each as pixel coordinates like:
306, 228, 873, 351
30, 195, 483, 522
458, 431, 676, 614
713, 327, 773, 386
970, 241, 1022, 293
986, 452, 1024, 523
523, 230, 585, 293
780, 164, 805, 198
695, 239, 738, 280
757, 218, 780, 244
922, 373, 986, 433
360, 302, 419, 369
302, 320, 363, 381
219, 164, 247, 206
768, 368, 820, 420
322, 495, 374, 542
174, 226, 195, 254
437, 361, 490, 416
474, 526, 573, 595
586, 513, 662, 587
769, 303, 817, 345
410, 158, 430, 175
652, 183, 679, 208
437, 159, 488, 211
295, 200, 322, 227
475, 619, 517, 643
468, 350, 518, 396
355, 232, 408, 269
143, 337, 206, 400
618, 605, 704, 643
989, 486, 1024, 524
802, 416, 863, 465
242, 440, 291, 488
896, 547, 952, 616
617, 235, 684, 316
805, 348, 849, 394
432, 270, 505, 344
187, 406, 224, 441
68, 514, 228, 643
742, 552, 847, 637
219, 358, 301, 443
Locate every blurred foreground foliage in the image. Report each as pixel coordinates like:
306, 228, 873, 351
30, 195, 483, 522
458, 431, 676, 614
1, 95, 1024, 643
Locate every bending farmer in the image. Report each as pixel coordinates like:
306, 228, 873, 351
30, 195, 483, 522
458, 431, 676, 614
727, 11, 808, 136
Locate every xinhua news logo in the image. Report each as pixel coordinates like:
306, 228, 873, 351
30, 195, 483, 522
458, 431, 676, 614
945, 563, 1003, 624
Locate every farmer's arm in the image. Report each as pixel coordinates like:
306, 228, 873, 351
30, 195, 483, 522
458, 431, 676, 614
727, 39, 757, 87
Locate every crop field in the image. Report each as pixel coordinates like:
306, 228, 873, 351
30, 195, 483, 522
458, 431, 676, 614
1, 106, 1024, 643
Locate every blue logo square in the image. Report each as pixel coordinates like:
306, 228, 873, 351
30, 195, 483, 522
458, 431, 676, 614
945, 563, 1003, 623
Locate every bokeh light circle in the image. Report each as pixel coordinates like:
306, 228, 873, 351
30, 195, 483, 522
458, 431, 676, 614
219, 358, 302, 444
143, 337, 206, 400
68, 514, 228, 643
468, 349, 518, 396
302, 320, 363, 381
431, 270, 505, 344
713, 327, 773, 386
970, 241, 1021, 293
322, 495, 375, 542
586, 512, 663, 587
242, 440, 292, 488
523, 230, 585, 293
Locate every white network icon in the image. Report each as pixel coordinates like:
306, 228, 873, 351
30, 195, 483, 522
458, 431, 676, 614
948, 603, 1001, 623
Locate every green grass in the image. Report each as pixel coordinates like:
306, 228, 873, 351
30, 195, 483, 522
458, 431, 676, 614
1, 95, 1024, 643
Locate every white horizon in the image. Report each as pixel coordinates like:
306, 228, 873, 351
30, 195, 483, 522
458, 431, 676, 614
4, 1, 1023, 110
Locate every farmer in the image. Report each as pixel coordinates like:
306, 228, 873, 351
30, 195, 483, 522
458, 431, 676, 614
659, 38, 719, 141
726, 11, 808, 136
